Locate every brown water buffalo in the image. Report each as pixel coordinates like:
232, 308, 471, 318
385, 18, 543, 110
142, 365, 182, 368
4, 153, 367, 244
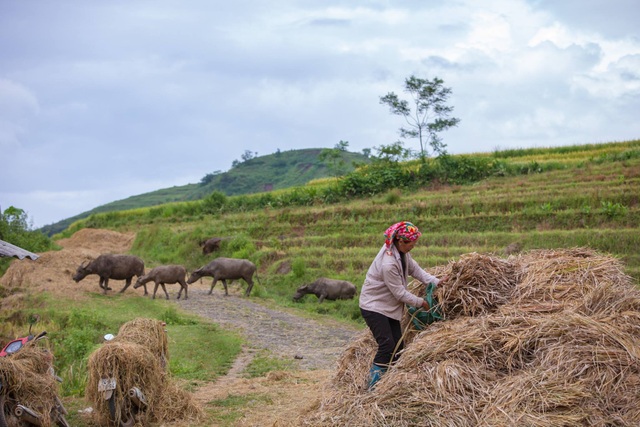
187, 257, 258, 297
200, 237, 223, 255
134, 265, 188, 300
293, 278, 357, 303
73, 254, 146, 295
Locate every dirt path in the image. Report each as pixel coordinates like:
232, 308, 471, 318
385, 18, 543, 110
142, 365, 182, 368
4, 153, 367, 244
176, 287, 361, 370
175, 287, 362, 426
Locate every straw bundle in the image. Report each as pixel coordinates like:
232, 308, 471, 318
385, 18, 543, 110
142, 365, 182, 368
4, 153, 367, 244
436, 252, 518, 318
86, 341, 165, 426
307, 248, 640, 426
114, 317, 169, 363
0, 345, 61, 427
401, 253, 517, 345
86, 318, 203, 426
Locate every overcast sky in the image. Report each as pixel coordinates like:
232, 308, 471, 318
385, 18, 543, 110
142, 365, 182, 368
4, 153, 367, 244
1, 0, 639, 229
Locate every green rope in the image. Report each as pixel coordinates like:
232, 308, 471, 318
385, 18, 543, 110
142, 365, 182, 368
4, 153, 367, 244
407, 282, 443, 330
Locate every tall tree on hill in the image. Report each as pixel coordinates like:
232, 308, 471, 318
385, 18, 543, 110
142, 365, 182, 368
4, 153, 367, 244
380, 75, 460, 162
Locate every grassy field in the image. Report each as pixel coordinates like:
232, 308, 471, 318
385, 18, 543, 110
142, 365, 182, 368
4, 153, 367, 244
2, 139, 639, 425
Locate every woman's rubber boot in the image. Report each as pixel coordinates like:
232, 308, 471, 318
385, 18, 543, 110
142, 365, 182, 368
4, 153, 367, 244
368, 364, 387, 390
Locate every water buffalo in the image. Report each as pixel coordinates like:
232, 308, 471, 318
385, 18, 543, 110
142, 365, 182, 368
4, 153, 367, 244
134, 265, 188, 300
73, 254, 146, 295
187, 257, 258, 297
200, 237, 223, 255
293, 278, 357, 303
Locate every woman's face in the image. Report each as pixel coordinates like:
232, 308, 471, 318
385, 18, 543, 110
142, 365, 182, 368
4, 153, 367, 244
396, 238, 418, 253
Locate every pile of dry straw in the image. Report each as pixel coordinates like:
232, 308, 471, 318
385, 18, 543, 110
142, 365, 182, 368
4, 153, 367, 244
306, 248, 640, 426
86, 318, 203, 426
0, 344, 62, 427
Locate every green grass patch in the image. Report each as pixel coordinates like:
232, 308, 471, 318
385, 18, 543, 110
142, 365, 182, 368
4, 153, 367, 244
169, 323, 243, 380
206, 393, 274, 426
243, 351, 296, 378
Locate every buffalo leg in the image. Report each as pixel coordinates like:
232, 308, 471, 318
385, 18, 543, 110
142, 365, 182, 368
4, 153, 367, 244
159, 283, 169, 300
101, 278, 111, 294
208, 279, 218, 295
177, 281, 188, 300
221, 279, 229, 296
119, 278, 132, 293
244, 278, 254, 297
101, 277, 113, 291
121, 278, 147, 295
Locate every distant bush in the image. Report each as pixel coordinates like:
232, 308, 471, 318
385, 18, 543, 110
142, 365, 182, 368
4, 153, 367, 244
228, 234, 257, 259
0, 206, 55, 275
203, 191, 228, 213
601, 201, 627, 218
292, 258, 306, 278
384, 189, 402, 205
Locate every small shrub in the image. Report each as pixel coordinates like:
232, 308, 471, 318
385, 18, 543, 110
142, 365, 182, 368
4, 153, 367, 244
203, 191, 228, 213
540, 202, 554, 213
384, 189, 402, 205
228, 234, 257, 258
291, 258, 306, 278
601, 201, 627, 218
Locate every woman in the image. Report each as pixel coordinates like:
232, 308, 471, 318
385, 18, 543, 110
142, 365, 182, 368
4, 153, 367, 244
359, 221, 444, 389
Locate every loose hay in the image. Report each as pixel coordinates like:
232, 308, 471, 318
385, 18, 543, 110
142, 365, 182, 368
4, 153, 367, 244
510, 247, 631, 307
306, 248, 640, 427
0, 345, 62, 427
155, 381, 206, 423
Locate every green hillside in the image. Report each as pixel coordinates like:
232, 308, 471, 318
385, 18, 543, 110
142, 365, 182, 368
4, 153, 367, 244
40, 148, 369, 236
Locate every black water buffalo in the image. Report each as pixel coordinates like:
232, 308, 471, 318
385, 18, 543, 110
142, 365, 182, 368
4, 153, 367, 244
134, 265, 188, 300
187, 257, 258, 297
293, 278, 357, 303
200, 237, 223, 255
73, 254, 146, 295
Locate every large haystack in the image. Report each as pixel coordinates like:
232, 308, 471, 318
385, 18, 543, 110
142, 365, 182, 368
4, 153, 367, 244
307, 249, 640, 426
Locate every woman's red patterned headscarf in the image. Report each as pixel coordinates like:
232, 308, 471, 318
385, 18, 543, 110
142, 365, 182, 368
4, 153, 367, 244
384, 221, 422, 248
